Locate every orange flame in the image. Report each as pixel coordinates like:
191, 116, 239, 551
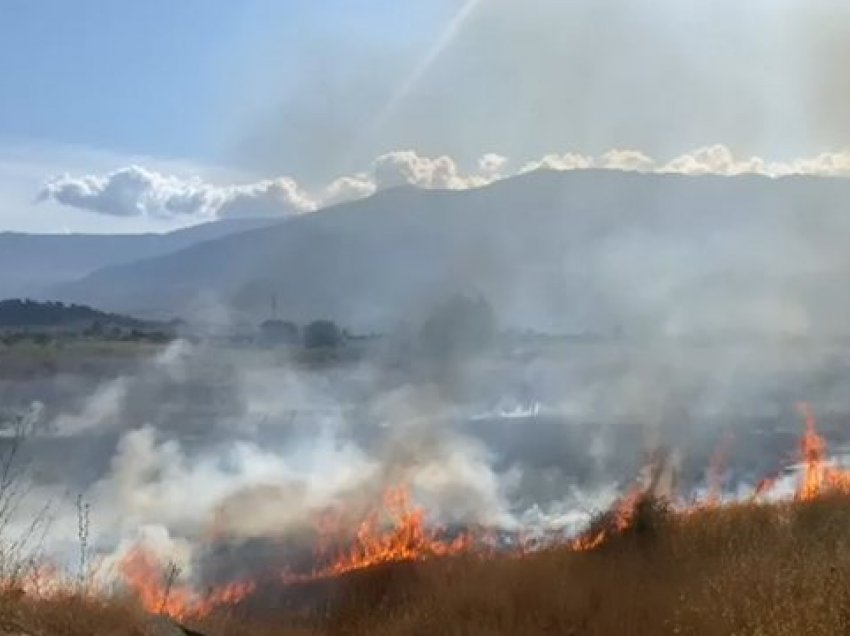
570, 485, 645, 551
570, 446, 676, 551
287, 485, 473, 582
796, 402, 827, 500
571, 403, 850, 551
753, 474, 779, 500
118, 546, 254, 621
794, 402, 850, 500
111, 403, 850, 604
18, 563, 68, 599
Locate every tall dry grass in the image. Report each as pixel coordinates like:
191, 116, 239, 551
5, 495, 850, 634
199, 494, 850, 636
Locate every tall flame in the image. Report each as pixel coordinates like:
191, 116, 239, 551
118, 546, 254, 621
794, 401, 850, 500
107, 402, 850, 610
570, 403, 850, 548
294, 485, 472, 580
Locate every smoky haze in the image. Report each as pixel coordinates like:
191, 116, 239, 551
6, 0, 850, 605
1, 306, 846, 590
47, 170, 850, 339
229, 0, 850, 181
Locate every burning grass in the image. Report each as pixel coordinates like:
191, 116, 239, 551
8, 496, 850, 635
8, 404, 850, 634
280, 486, 473, 584
195, 494, 850, 636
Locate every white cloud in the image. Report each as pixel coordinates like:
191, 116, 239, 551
660, 145, 766, 176
478, 153, 509, 176
321, 174, 377, 207
657, 145, 850, 178
519, 152, 594, 173
600, 149, 655, 172
39, 166, 189, 218
780, 151, 850, 178
36, 145, 850, 223
215, 178, 316, 219
39, 165, 316, 221
372, 150, 492, 190
0, 140, 265, 233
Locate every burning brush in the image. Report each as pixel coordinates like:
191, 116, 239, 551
105, 402, 850, 623
281, 485, 475, 583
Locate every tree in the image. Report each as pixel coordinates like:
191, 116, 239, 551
303, 320, 343, 349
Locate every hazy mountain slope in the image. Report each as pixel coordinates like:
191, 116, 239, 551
50, 170, 850, 334
0, 217, 279, 299
0, 298, 165, 331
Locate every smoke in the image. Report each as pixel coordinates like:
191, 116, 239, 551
219, 0, 850, 182
4, 312, 846, 594
12, 1, 850, 605
794, 1, 850, 153
19, 163, 850, 593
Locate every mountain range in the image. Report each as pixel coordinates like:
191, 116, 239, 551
1, 217, 278, 302
13, 169, 850, 335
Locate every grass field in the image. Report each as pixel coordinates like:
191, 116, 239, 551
5, 493, 850, 635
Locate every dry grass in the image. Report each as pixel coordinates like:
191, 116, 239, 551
0, 589, 155, 635
7, 495, 850, 635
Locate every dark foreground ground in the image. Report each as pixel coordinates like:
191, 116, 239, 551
5, 494, 850, 636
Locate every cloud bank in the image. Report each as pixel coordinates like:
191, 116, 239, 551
39, 145, 850, 221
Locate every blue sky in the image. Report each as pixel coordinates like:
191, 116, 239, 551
0, 0, 454, 232
2, 1, 238, 158
1, 0, 849, 233
0, 1, 448, 162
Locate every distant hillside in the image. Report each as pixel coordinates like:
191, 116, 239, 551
0, 298, 160, 331
49, 170, 850, 336
0, 217, 280, 300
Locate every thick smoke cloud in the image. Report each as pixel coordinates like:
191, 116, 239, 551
2, 322, 845, 589
0, 336, 642, 579
38, 145, 850, 221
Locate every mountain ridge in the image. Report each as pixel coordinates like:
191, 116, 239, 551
0, 217, 281, 300
47, 169, 850, 334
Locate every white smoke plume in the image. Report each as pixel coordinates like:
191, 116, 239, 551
0, 335, 636, 580
1, 320, 835, 591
